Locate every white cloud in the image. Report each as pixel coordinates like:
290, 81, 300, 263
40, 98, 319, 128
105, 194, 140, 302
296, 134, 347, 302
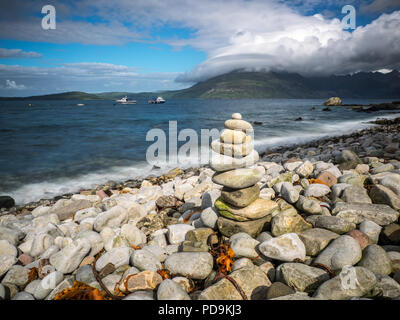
0, 63, 187, 96
176, 9, 400, 82
0, 48, 42, 59
5, 80, 26, 89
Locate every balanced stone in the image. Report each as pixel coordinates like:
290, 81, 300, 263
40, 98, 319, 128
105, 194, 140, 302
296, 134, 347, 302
210, 150, 259, 172
231, 113, 242, 120
220, 129, 247, 144
211, 139, 253, 158
212, 167, 265, 189
221, 184, 260, 208
224, 119, 253, 133
215, 197, 278, 221
217, 215, 271, 238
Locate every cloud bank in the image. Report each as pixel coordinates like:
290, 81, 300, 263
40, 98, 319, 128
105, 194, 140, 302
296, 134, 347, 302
176, 8, 400, 82
0, 0, 399, 90
0, 63, 185, 96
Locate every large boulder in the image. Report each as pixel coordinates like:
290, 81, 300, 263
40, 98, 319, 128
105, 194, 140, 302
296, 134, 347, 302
323, 97, 342, 106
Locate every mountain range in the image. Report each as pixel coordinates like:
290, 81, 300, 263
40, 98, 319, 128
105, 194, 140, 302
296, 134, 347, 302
1, 70, 399, 100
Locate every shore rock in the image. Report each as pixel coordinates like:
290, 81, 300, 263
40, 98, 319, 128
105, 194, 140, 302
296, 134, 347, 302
295, 196, 323, 215
371, 274, 400, 298
313, 266, 376, 300
314, 235, 362, 270
198, 266, 270, 300
332, 202, 399, 226
130, 249, 162, 272
280, 182, 300, 204
298, 228, 340, 256
229, 235, 260, 259
276, 263, 330, 293
0, 255, 17, 277
266, 282, 295, 299
314, 216, 356, 234
167, 224, 195, 245
33, 271, 64, 300
0, 240, 17, 258
125, 271, 162, 292
357, 244, 392, 275
369, 185, 400, 210
258, 233, 306, 262
164, 252, 213, 280
48, 198, 92, 221
304, 184, 331, 197
341, 186, 372, 204
95, 247, 131, 271
359, 220, 382, 244
157, 279, 191, 300
1, 265, 30, 287
49, 239, 91, 274
271, 209, 312, 237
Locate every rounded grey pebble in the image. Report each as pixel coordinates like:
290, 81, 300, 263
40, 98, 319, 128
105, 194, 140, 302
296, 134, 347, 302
123, 290, 155, 300
11, 292, 35, 300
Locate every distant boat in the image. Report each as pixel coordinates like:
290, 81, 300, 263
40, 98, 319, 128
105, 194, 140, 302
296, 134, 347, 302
115, 96, 136, 104
148, 96, 166, 104
28, 103, 34, 107
76, 103, 85, 106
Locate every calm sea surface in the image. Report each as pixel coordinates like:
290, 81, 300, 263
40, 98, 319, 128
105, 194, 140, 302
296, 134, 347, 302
0, 98, 396, 204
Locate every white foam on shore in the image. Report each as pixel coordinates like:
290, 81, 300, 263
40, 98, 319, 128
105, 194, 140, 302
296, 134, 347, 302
7, 152, 211, 205
253, 113, 398, 152
6, 112, 399, 206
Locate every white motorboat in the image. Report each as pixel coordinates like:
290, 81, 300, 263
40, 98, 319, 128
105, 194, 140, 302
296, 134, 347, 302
148, 96, 166, 104
115, 96, 137, 104
156, 96, 165, 103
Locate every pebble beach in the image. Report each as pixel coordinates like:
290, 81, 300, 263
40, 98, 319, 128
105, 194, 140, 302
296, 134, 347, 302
1, 115, 400, 301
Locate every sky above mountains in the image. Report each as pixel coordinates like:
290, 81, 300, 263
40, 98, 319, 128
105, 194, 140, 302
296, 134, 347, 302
0, 0, 399, 96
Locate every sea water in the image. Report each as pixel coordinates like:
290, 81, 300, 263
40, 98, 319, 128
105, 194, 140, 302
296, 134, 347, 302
0, 98, 396, 204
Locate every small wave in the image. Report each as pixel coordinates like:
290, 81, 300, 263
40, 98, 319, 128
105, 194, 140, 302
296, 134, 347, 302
253, 113, 397, 152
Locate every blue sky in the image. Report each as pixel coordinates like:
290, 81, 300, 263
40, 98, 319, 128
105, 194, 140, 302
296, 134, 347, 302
0, 0, 399, 96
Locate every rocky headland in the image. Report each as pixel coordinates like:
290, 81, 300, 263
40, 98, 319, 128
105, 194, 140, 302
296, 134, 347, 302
1, 115, 400, 300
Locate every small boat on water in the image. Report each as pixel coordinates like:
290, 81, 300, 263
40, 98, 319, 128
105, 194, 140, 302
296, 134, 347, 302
115, 96, 137, 105
148, 96, 166, 104
76, 103, 85, 106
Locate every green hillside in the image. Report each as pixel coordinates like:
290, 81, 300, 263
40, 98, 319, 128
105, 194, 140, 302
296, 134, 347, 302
172, 70, 400, 99
1, 70, 399, 100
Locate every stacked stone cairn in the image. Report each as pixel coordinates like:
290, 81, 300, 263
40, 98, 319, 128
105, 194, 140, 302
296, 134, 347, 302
210, 113, 279, 237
